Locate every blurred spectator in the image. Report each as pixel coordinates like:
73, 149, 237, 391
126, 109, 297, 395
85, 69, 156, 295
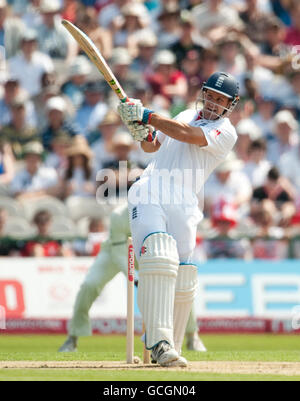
131, 30, 158, 76
8, 29, 54, 97
251, 95, 277, 139
0, 207, 6, 237
61, 56, 92, 109
267, 110, 299, 164
45, 132, 71, 178
205, 153, 252, 213
0, 0, 25, 59
285, 71, 300, 120
73, 81, 108, 136
0, 141, 15, 190
0, 77, 37, 128
284, 1, 300, 47
260, 15, 287, 57
108, 47, 141, 104
76, 6, 112, 60
22, 0, 43, 30
250, 200, 289, 259
217, 33, 246, 77
98, 0, 132, 29
252, 166, 296, 227
279, 142, 300, 194
22, 210, 73, 257
170, 10, 207, 70
64, 135, 95, 198
156, 3, 181, 49
91, 110, 122, 171
243, 139, 272, 188
113, 2, 150, 57
61, 0, 79, 23
239, 0, 269, 44
204, 200, 251, 259
0, 92, 38, 158
199, 48, 220, 83
235, 118, 262, 162
10, 141, 59, 200
73, 217, 108, 256
147, 49, 188, 105
192, 0, 244, 43
36, 0, 77, 61
41, 96, 80, 150
98, 131, 143, 198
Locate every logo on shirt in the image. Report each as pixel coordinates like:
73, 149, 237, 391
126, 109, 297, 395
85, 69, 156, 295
215, 129, 222, 137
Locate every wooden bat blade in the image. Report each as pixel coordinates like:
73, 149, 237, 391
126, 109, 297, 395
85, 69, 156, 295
61, 19, 127, 101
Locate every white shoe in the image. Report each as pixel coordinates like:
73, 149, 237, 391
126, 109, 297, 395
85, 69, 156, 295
186, 332, 207, 352
163, 355, 188, 368
58, 336, 77, 352
151, 341, 179, 366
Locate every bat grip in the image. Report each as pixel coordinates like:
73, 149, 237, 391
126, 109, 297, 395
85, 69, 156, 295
121, 97, 129, 103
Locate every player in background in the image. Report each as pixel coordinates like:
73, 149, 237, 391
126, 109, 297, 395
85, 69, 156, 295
118, 72, 239, 367
58, 202, 206, 353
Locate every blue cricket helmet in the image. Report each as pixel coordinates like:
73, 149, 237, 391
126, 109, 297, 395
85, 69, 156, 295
203, 72, 239, 101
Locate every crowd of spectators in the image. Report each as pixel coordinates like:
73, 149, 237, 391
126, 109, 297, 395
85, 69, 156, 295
0, 0, 300, 260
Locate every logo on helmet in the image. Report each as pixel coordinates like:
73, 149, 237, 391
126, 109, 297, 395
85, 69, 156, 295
215, 76, 225, 88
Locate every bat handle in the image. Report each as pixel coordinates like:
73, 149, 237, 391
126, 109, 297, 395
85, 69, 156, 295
121, 97, 129, 103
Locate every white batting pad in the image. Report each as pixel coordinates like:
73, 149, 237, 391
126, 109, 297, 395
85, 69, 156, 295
173, 264, 198, 353
138, 232, 179, 349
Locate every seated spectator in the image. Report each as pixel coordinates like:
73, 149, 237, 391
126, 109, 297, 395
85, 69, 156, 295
0, 77, 37, 128
0, 93, 38, 158
108, 48, 141, 106
205, 153, 252, 215
0, 207, 6, 237
0, 0, 25, 59
73, 217, 108, 256
41, 96, 80, 150
64, 136, 95, 199
22, 0, 43, 30
61, 56, 92, 109
261, 15, 287, 57
73, 81, 108, 136
0, 141, 15, 191
131, 30, 158, 76
243, 139, 271, 188
113, 2, 150, 57
267, 110, 299, 165
284, 1, 300, 47
61, 0, 79, 24
285, 71, 300, 121
170, 10, 207, 70
98, 131, 143, 198
250, 95, 277, 140
250, 200, 289, 260
22, 210, 73, 257
10, 142, 59, 201
204, 200, 251, 259
279, 141, 300, 194
235, 119, 262, 162
76, 6, 112, 60
199, 48, 220, 84
252, 167, 296, 227
239, 0, 269, 44
156, 4, 181, 49
36, 0, 77, 61
217, 33, 247, 77
91, 110, 122, 171
98, 0, 132, 30
8, 29, 54, 97
45, 132, 71, 178
192, 0, 244, 43
147, 50, 188, 105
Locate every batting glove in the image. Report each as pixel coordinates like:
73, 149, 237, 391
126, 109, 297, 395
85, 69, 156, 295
126, 121, 155, 142
118, 100, 154, 124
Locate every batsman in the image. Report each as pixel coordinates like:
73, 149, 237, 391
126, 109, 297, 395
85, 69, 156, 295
59, 202, 206, 354
118, 72, 240, 367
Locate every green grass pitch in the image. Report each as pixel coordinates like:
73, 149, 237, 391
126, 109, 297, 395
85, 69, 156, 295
0, 334, 300, 381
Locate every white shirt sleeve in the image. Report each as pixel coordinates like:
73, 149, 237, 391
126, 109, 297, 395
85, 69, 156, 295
156, 130, 166, 144
201, 123, 237, 159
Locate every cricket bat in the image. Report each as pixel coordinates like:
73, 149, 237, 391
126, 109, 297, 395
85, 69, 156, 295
61, 19, 128, 103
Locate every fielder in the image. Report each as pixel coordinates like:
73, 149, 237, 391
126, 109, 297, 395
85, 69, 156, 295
58, 202, 206, 353
118, 72, 239, 367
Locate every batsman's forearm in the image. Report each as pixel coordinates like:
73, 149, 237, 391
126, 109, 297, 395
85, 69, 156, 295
150, 113, 208, 146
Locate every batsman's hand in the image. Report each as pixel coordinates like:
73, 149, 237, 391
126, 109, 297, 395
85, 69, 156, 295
118, 98, 154, 124
126, 121, 154, 142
